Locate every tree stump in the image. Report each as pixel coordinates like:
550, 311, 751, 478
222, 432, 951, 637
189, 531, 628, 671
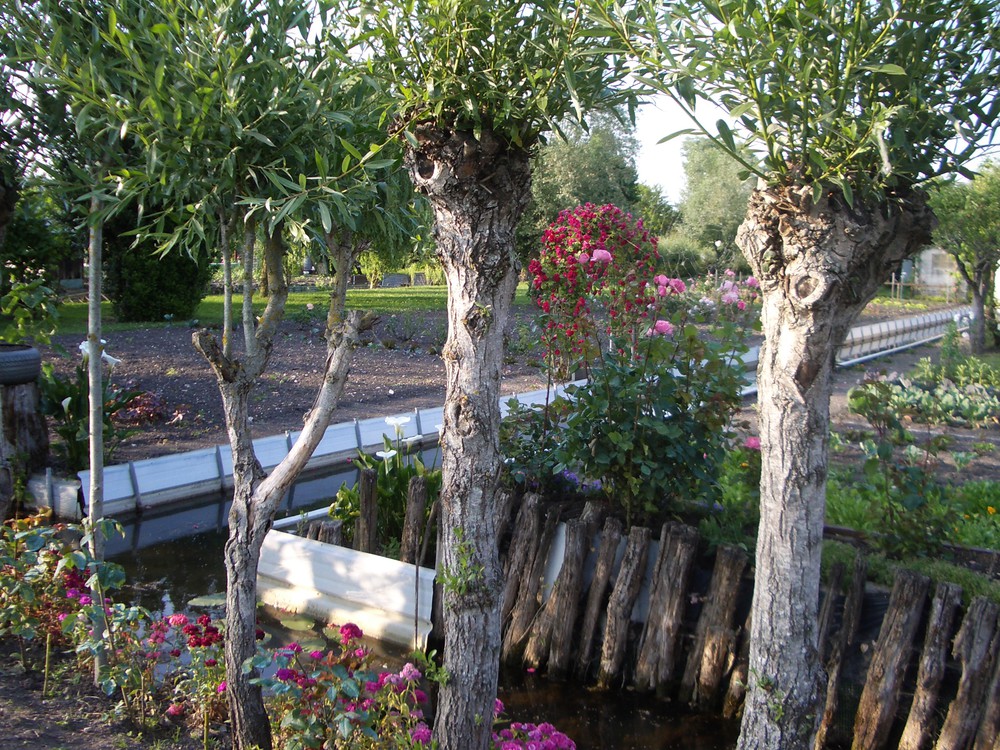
680, 544, 747, 709
852, 569, 929, 750
0, 382, 49, 520
575, 516, 623, 680
597, 525, 650, 689
934, 598, 1000, 750
634, 522, 699, 692
898, 582, 963, 750
305, 519, 343, 546
501, 494, 543, 623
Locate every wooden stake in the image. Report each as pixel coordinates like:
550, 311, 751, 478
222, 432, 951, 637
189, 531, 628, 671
597, 525, 650, 689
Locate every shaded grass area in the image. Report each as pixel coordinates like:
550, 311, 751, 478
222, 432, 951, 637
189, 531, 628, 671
54, 284, 535, 334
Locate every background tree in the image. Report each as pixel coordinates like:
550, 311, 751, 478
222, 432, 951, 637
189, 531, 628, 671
517, 114, 641, 262
929, 163, 1000, 353
594, 1, 1000, 748
633, 182, 680, 240
361, 1, 639, 746
675, 136, 753, 271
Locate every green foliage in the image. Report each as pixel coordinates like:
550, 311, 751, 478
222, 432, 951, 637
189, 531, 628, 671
0, 273, 60, 346
104, 222, 213, 322
698, 442, 761, 552
363, 0, 642, 148
330, 418, 441, 553
596, 0, 1000, 203
633, 183, 680, 240
1, 188, 78, 291
38, 357, 140, 472
676, 137, 754, 270
656, 233, 707, 277
519, 206, 757, 525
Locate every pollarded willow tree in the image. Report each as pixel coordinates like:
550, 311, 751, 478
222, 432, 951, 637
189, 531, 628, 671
592, 1, 1000, 748
358, 2, 639, 747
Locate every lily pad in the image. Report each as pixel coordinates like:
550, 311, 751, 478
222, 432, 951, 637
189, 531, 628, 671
187, 592, 227, 608
277, 613, 316, 631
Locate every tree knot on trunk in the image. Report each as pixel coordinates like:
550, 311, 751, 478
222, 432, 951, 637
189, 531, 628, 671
463, 303, 493, 339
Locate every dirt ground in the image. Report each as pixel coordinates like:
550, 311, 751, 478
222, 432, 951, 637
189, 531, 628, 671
7, 303, 999, 750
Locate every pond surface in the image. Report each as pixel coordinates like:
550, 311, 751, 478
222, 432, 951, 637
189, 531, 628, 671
109, 497, 738, 750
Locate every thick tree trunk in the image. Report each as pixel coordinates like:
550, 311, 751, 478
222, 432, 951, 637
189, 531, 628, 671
735, 185, 935, 750
404, 125, 530, 750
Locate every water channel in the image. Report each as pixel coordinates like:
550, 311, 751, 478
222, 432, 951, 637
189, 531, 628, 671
107, 480, 740, 750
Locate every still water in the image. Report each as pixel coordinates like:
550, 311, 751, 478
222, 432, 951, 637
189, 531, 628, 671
108, 498, 739, 750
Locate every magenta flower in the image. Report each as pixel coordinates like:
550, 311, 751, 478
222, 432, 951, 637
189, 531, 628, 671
399, 662, 422, 682
167, 613, 189, 627
309, 650, 324, 660
653, 274, 668, 286
166, 703, 185, 717
576, 252, 590, 264
591, 248, 612, 263
746, 276, 760, 288
669, 278, 687, 294
275, 668, 297, 681
744, 436, 761, 451
78, 595, 92, 606
217, 681, 227, 693
287, 642, 303, 654
411, 724, 432, 745
339, 622, 363, 643
494, 698, 505, 717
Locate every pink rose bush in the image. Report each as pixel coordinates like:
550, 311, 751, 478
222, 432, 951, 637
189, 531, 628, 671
511, 206, 760, 525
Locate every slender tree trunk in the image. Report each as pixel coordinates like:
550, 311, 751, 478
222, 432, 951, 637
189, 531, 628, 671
404, 125, 530, 750
734, 185, 934, 750
85, 200, 108, 686
194, 221, 372, 750
968, 286, 986, 355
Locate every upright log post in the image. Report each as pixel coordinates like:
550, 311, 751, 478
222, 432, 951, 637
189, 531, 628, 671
400, 475, 428, 564
575, 516, 623, 681
356, 468, 378, 553
634, 522, 699, 692
852, 569, 929, 750
934, 598, 1000, 750
898, 582, 963, 750
815, 553, 867, 750
680, 544, 748, 709
502, 508, 560, 663
597, 525, 650, 689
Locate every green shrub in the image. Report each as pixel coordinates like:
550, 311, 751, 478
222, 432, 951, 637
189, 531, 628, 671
104, 212, 212, 323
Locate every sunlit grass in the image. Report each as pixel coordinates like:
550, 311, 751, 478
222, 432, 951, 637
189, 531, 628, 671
52, 284, 535, 335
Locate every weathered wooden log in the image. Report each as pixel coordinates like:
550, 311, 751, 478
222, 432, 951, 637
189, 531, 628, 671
0, 382, 49, 521
575, 516, 623, 681
547, 503, 604, 677
934, 598, 1000, 750
897, 582, 963, 750
524, 517, 589, 673
597, 525, 650, 689
817, 562, 846, 665
852, 569, 929, 750
501, 494, 543, 623
418, 499, 439, 569
634, 522, 699, 692
722, 610, 752, 719
399, 475, 427, 564
306, 519, 343, 546
973, 627, 1000, 750
501, 507, 560, 663
680, 544, 747, 709
355, 468, 378, 553
815, 552, 867, 750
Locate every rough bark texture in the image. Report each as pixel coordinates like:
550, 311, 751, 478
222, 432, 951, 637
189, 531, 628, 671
194, 223, 370, 750
400, 475, 428, 564
935, 598, 1000, 750
898, 582, 963, 750
852, 569, 929, 750
597, 525, 650, 689
576, 516, 623, 681
735, 185, 935, 750
404, 125, 531, 750
356, 468, 378, 553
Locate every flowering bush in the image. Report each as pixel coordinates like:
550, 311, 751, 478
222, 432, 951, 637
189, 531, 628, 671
516, 205, 760, 525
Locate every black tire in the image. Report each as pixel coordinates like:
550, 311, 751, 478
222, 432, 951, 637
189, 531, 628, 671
0, 343, 42, 386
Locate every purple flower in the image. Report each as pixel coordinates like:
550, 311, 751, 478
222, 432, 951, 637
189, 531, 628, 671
217, 681, 227, 693
287, 642, 303, 654
309, 650, 324, 660
339, 622, 363, 643
494, 698, 505, 717
78, 595, 92, 606
591, 248, 612, 263
410, 723, 432, 745
399, 662, 422, 682
275, 667, 297, 681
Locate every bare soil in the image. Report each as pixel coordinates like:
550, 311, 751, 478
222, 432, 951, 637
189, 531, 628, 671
7, 303, 999, 749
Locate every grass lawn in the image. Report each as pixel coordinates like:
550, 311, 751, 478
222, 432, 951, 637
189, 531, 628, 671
53, 284, 535, 334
